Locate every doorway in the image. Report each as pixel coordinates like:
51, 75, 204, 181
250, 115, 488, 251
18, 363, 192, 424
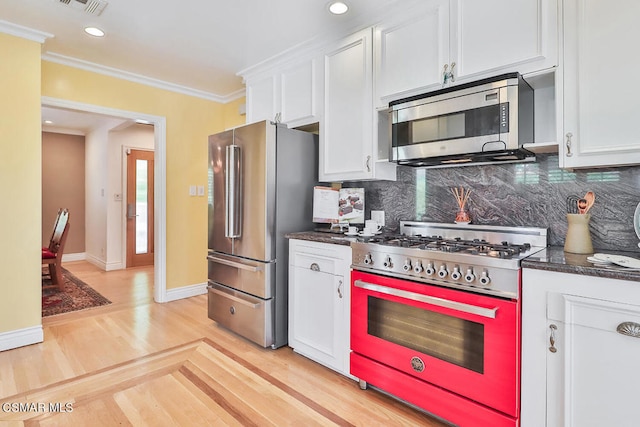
42, 96, 168, 303
126, 149, 154, 267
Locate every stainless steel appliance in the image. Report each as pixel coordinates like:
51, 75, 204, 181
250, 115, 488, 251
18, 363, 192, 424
207, 120, 317, 349
390, 72, 535, 167
350, 221, 547, 427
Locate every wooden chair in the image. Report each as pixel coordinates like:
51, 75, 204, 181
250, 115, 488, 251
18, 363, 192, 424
42, 209, 70, 291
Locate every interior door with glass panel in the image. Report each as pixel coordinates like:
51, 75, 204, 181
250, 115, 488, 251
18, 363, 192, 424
127, 149, 154, 267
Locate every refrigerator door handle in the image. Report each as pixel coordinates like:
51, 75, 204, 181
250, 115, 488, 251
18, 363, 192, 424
225, 144, 242, 238
207, 254, 263, 272
208, 286, 261, 309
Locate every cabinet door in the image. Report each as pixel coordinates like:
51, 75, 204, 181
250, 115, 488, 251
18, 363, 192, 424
289, 256, 346, 373
320, 28, 374, 181
374, 1, 450, 107
452, 0, 557, 80
547, 293, 640, 427
562, 0, 640, 169
246, 75, 278, 124
280, 58, 320, 127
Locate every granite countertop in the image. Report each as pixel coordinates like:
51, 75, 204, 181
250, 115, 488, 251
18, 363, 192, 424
285, 230, 356, 246
522, 246, 640, 282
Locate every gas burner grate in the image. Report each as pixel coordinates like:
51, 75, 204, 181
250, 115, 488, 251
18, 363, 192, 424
366, 234, 533, 259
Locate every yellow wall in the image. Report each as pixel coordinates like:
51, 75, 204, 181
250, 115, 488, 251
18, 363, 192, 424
42, 62, 245, 291
0, 34, 43, 332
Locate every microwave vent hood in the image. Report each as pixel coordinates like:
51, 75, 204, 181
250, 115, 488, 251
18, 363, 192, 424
389, 72, 535, 168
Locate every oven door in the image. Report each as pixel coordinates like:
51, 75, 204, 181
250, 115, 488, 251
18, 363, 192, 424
351, 270, 520, 417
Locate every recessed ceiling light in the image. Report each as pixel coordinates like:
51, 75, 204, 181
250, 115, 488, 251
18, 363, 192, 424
84, 26, 105, 37
329, 1, 349, 15
44, 120, 53, 125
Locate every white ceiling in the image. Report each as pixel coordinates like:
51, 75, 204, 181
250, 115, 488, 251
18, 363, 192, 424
1, 0, 402, 100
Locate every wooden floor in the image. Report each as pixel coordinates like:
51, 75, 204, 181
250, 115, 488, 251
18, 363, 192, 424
0, 261, 450, 426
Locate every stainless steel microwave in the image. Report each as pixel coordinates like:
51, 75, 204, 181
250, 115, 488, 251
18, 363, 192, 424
390, 73, 534, 167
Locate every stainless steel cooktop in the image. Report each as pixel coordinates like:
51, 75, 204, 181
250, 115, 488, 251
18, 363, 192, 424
351, 221, 548, 299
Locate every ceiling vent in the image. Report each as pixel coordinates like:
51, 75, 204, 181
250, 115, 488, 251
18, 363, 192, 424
54, 0, 108, 16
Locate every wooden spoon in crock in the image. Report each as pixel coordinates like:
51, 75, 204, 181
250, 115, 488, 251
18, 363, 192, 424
584, 191, 595, 214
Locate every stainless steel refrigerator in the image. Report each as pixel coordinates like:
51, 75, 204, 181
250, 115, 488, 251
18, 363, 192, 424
207, 120, 318, 348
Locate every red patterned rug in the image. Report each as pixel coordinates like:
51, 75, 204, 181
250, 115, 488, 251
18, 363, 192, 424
42, 268, 111, 317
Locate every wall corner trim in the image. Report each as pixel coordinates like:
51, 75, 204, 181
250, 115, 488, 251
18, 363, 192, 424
0, 325, 44, 352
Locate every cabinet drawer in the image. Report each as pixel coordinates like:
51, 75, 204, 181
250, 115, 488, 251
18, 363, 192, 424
207, 283, 273, 347
548, 293, 640, 334
291, 252, 341, 275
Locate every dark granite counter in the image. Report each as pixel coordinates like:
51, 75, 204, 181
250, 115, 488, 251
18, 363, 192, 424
285, 231, 356, 246
522, 246, 640, 282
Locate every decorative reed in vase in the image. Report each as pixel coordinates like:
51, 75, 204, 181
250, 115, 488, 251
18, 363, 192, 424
451, 186, 471, 224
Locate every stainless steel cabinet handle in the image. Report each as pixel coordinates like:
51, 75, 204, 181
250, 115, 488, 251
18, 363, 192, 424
616, 322, 640, 338
207, 255, 263, 272
366, 155, 371, 172
549, 324, 558, 353
337, 279, 343, 299
310, 263, 320, 272
225, 144, 242, 238
565, 132, 573, 157
354, 280, 497, 318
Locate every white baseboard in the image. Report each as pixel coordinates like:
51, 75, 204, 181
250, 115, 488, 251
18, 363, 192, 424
84, 254, 124, 271
85, 254, 106, 270
0, 326, 43, 352
164, 282, 207, 302
62, 252, 86, 262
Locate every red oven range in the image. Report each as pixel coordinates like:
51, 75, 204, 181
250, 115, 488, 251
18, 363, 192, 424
350, 221, 548, 427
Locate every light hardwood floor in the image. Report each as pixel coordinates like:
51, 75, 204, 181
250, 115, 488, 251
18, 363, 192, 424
0, 261, 450, 426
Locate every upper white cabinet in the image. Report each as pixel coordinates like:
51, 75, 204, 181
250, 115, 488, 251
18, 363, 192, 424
560, 0, 640, 169
374, 1, 450, 107
522, 268, 640, 427
320, 28, 396, 182
246, 74, 278, 124
374, 0, 558, 107
244, 56, 321, 128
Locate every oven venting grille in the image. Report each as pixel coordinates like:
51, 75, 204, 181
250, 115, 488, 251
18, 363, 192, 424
54, 0, 108, 16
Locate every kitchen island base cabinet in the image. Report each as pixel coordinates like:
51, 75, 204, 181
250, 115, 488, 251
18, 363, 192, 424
522, 268, 640, 427
288, 240, 354, 379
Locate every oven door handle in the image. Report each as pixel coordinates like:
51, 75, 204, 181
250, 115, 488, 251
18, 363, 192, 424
354, 280, 498, 319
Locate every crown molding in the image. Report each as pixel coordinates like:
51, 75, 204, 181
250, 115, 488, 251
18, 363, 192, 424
42, 52, 245, 104
0, 19, 53, 43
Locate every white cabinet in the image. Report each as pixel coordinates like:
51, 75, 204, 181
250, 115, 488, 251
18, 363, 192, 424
374, 1, 450, 107
244, 56, 321, 128
560, 0, 640, 169
374, 0, 558, 107
288, 240, 354, 378
522, 268, 640, 427
320, 28, 396, 182
246, 74, 278, 124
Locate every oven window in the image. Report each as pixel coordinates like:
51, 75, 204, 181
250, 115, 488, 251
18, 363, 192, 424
367, 296, 484, 374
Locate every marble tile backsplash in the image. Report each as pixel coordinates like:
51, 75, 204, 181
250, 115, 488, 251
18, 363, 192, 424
345, 154, 640, 252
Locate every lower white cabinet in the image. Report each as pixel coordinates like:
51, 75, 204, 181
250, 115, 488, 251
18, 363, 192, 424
288, 239, 354, 378
522, 268, 640, 427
